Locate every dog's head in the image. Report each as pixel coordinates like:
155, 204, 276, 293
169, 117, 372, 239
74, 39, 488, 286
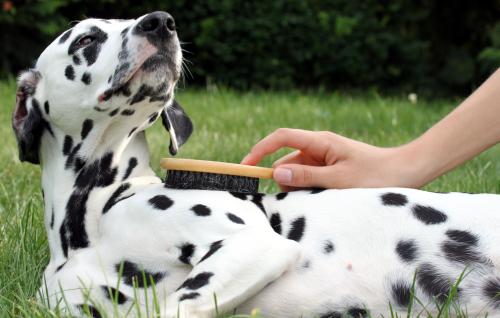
12, 12, 192, 164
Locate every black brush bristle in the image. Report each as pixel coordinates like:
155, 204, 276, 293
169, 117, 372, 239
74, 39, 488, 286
164, 170, 259, 194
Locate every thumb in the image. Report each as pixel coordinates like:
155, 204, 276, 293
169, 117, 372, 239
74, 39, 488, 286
273, 164, 332, 188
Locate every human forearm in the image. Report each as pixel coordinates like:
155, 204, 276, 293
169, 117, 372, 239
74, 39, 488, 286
401, 68, 500, 187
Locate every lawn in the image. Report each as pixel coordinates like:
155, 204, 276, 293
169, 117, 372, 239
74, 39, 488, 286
0, 78, 499, 317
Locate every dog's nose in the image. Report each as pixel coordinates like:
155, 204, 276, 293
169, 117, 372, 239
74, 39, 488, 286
136, 11, 175, 39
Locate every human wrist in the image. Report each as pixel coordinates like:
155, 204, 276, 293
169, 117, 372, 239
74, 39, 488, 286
391, 141, 440, 188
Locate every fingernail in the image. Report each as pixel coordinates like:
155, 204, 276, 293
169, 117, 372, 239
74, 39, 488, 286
274, 168, 292, 184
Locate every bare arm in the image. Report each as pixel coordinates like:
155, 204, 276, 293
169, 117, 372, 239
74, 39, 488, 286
241, 68, 500, 190
404, 68, 500, 187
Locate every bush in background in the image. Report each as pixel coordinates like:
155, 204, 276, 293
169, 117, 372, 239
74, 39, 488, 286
1, 0, 499, 96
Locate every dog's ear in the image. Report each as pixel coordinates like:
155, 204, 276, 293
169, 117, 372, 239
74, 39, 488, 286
12, 69, 47, 164
161, 100, 193, 155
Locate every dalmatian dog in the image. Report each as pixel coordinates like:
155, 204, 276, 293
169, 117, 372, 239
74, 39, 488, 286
11, 11, 500, 318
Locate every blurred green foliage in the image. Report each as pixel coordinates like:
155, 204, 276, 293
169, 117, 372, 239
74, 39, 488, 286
0, 0, 499, 96
478, 22, 500, 75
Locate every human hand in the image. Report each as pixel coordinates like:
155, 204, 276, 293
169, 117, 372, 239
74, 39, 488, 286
241, 128, 421, 191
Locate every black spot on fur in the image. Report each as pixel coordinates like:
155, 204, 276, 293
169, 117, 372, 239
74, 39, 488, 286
230, 192, 247, 200
61, 152, 117, 252
302, 260, 311, 269
412, 205, 447, 225
74, 152, 116, 188
130, 84, 154, 105
381, 192, 408, 206
121, 26, 130, 37
120, 84, 131, 97
391, 280, 412, 307
102, 183, 133, 214
417, 263, 455, 303
119, 38, 129, 60
396, 239, 418, 263
148, 112, 159, 123
94, 106, 106, 112
44, 101, 50, 115
276, 192, 288, 200
442, 229, 483, 264
179, 292, 200, 301
80, 119, 93, 140
191, 204, 211, 216
347, 307, 367, 317
101, 286, 128, 304
123, 157, 138, 180
149, 195, 173, 210
64, 141, 81, 170
50, 207, 55, 229
121, 109, 135, 116
59, 224, 69, 257
73, 55, 81, 65
319, 312, 341, 318
63, 192, 91, 250
56, 261, 66, 272
32, 99, 53, 136
251, 193, 266, 215
287, 216, 306, 242
269, 213, 282, 234
323, 240, 334, 254
311, 188, 326, 194
446, 229, 478, 246
109, 108, 119, 117
177, 272, 214, 291
65, 65, 75, 80
116, 261, 166, 287
128, 127, 138, 137
59, 29, 72, 44
73, 157, 85, 172
81, 72, 92, 85
226, 212, 245, 224
199, 240, 223, 263
483, 278, 500, 308
76, 304, 102, 318
179, 243, 195, 265
150, 94, 169, 103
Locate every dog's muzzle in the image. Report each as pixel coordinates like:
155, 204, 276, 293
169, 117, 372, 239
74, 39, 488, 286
99, 12, 181, 103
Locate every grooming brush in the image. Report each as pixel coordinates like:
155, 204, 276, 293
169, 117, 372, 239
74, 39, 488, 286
161, 158, 273, 194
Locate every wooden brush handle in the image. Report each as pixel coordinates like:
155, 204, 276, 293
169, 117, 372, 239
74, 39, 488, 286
160, 158, 274, 179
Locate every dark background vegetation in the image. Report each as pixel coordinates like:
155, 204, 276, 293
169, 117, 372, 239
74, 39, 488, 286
1, 0, 499, 96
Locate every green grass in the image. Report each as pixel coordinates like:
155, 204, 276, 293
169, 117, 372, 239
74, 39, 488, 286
0, 78, 499, 317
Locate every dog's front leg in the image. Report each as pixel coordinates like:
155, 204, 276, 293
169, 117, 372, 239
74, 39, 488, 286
163, 226, 301, 318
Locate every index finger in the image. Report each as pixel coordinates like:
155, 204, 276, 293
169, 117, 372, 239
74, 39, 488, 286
241, 128, 328, 165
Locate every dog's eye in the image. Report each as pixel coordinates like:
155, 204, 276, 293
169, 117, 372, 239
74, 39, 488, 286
78, 35, 95, 46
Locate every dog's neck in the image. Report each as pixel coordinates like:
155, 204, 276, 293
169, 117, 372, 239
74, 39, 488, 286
39, 124, 159, 264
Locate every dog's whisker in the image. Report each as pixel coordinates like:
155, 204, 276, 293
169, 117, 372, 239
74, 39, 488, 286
181, 57, 194, 65
180, 48, 193, 55
181, 61, 193, 81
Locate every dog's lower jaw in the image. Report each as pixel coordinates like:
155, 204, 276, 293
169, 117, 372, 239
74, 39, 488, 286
39, 125, 159, 277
